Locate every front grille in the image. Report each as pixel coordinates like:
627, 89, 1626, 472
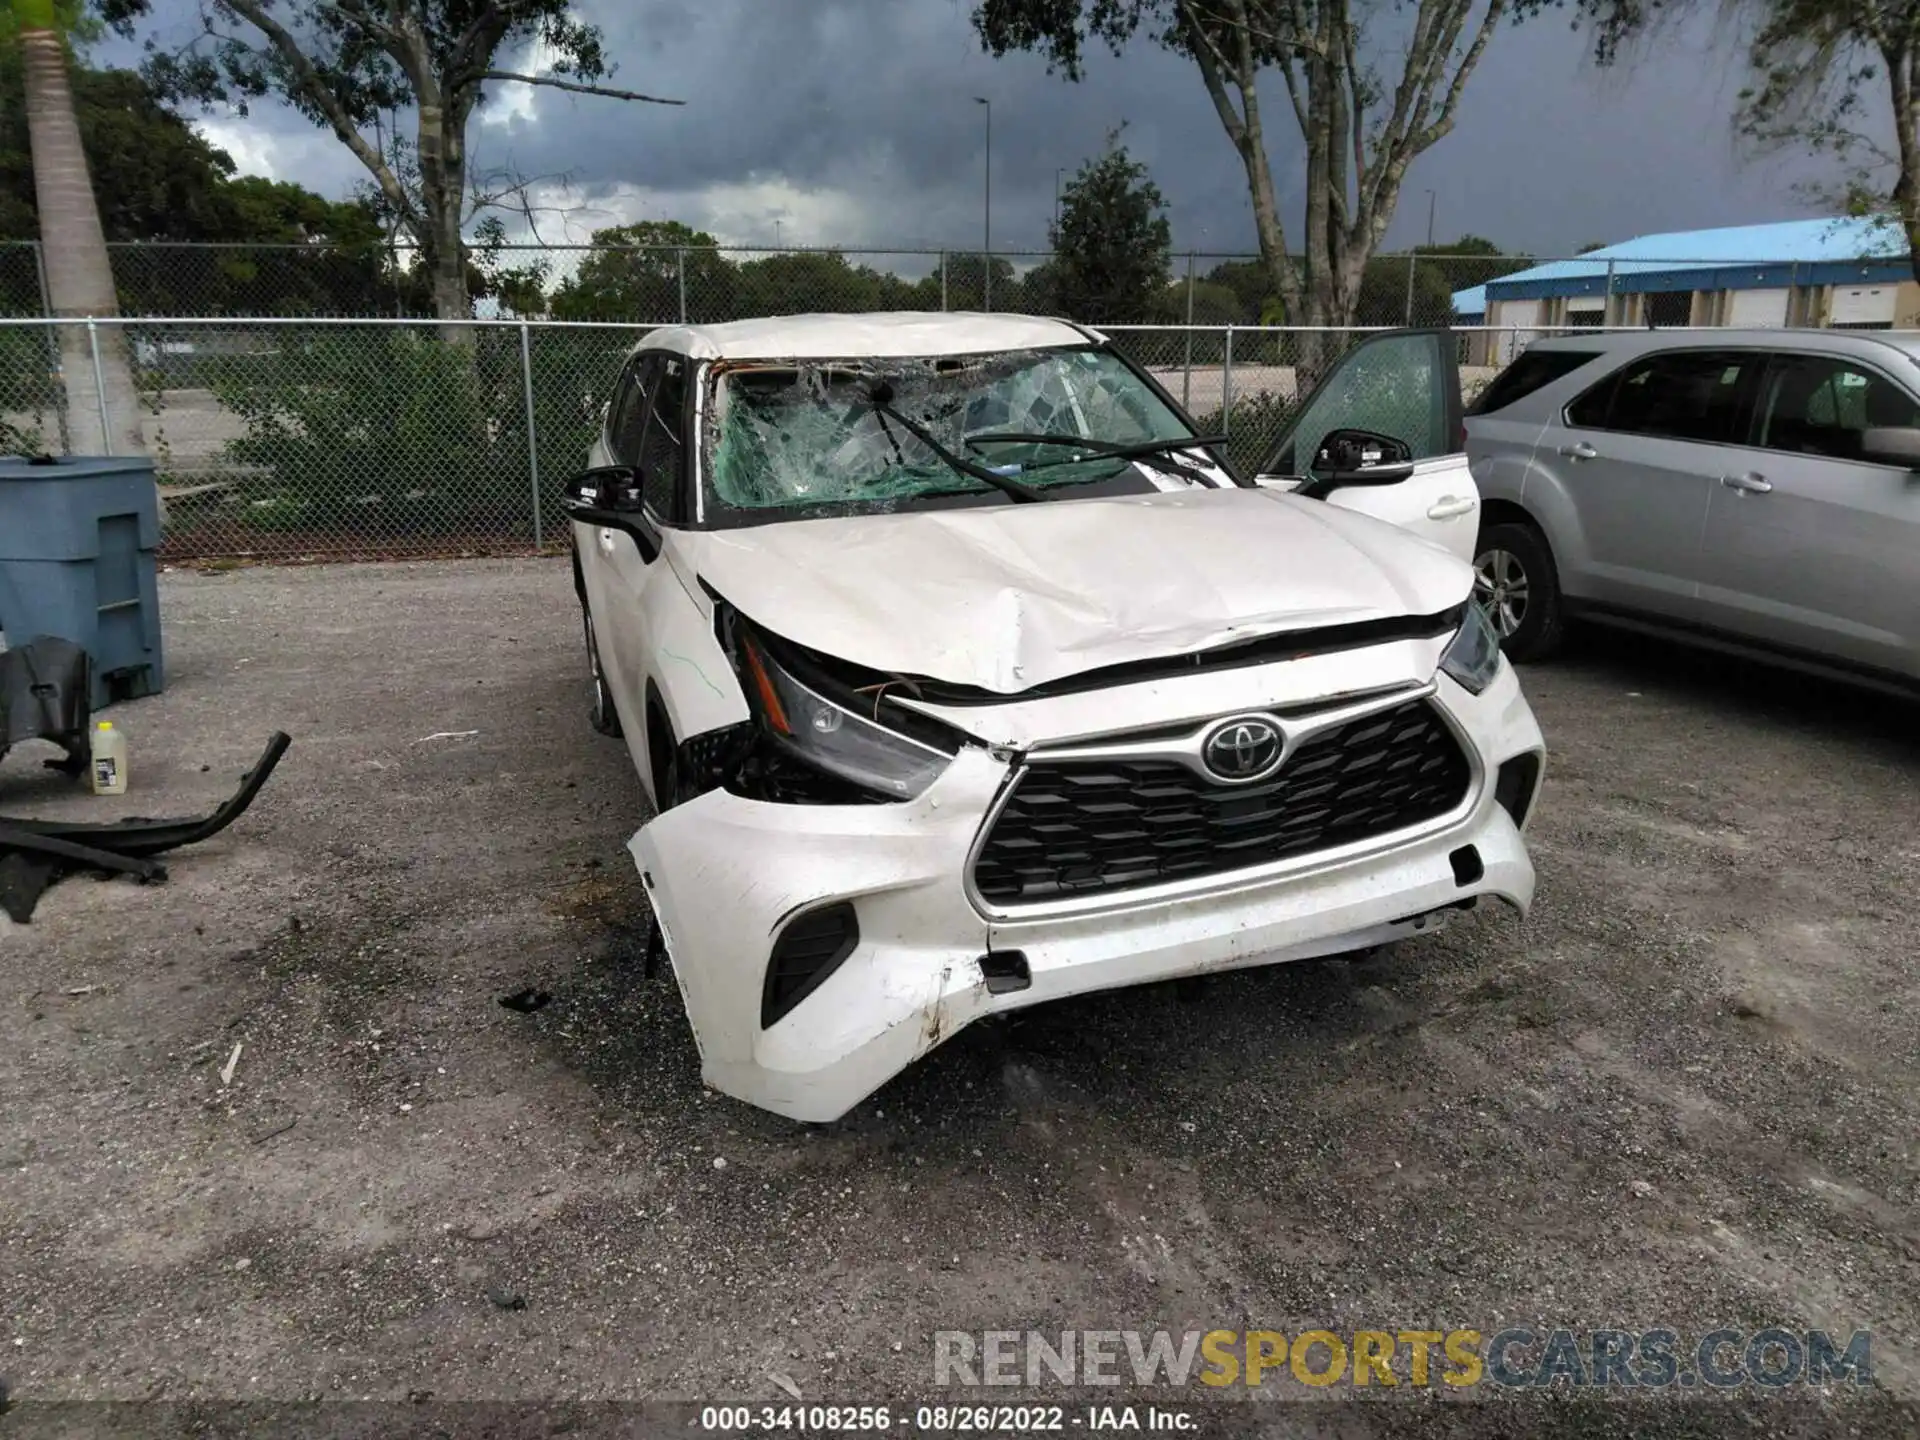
972, 698, 1473, 907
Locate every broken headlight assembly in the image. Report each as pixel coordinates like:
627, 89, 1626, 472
1438, 600, 1503, 695
729, 621, 957, 802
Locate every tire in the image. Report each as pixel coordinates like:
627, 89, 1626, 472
582, 604, 622, 737
1474, 520, 1566, 663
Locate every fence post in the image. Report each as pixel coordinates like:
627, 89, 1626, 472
32, 241, 73, 454
1605, 260, 1617, 326
1788, 261, 1800, 325
1222, 326, 1235, 441
85, 319, 111, 454
1182, 251, 1197, 410
519, 319, 543, 550
677, 249, 688, 324
940, 251, 948, 312
1403, 253, 1418, 326
31, 239, 52, 318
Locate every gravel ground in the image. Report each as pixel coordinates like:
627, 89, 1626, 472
0, 559, 1916, 1437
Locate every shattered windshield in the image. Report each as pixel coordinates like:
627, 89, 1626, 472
704, 346, 1199, 514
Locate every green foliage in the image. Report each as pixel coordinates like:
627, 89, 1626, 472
1, 48, 393, 315
736, 249, 919, 316
550, 220, 731, 322
1192, 389, 1296, 476
1049, 132, 1172, 323
1353, 253, 1459, 325
207, 328, 511, 530
97, 1, 681, 321
0, 320, 61, 453
545, 229, 1026, 323
974, 1, 1524, 333
1200, 259, 1274, 324
201, 322, 644, 538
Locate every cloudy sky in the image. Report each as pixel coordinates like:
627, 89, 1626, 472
101, 0, 1840, 261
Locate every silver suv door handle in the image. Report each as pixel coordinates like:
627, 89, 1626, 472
1720, 472, 1772, 494
1558, 441, 1598, 460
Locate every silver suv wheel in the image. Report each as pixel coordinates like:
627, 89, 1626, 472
1474, 546, 1530, 638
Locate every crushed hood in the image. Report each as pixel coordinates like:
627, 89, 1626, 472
674, 488, 1471, 694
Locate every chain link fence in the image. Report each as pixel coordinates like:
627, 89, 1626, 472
1, 315, 1589, 561
0, 241, 1545, 329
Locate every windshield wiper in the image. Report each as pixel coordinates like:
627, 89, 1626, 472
963, 431, 1228, 482
864, 382, 1046, 503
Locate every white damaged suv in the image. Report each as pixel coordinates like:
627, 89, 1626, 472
564, 314, 1545, 1122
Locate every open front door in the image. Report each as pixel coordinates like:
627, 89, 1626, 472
1253, 329, 1478, 564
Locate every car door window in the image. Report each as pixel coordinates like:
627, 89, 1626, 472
637, 354, 688, 520
608, 356, 657, 463
1752, 354, 1920, 462
1262, 331, 1452, 475
1566, 350, 1753, 443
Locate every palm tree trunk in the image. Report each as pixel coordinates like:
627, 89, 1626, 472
15, 0, 147, 462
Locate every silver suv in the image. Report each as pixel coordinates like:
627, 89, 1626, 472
1465, 329, 1920, 693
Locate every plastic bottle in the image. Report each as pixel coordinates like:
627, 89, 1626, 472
90, 720, 128, 795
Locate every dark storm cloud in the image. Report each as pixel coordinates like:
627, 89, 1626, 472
106, 0, 1836, 257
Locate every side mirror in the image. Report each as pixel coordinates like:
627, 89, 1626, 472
562, 464, 644, 518
1860, 426, 1920, 469
1298, 429, 1417, 499
561, 465, 659, 544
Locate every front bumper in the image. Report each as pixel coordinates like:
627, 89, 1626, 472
632, 665, 1544, 1123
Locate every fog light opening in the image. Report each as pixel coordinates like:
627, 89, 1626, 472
1449, 844, 1484, 887
761, 902, 860, 1028
1494, 753, 1542, 830
978, 950, 1032, 995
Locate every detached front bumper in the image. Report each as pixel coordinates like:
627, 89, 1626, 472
633, 666, 1544, 1123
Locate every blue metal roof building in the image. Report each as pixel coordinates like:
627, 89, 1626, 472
1451, 217, 1909, 319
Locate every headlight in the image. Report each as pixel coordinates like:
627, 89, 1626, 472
736, 631, 953, 800
1439, 601, 1503, 695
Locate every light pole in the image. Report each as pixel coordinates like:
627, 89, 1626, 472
974, 96, 991, 311
1425, 190, 1437, 248
1053, 166, 1065, 239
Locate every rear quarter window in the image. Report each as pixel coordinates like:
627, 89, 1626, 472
1470, 349, 1604, 416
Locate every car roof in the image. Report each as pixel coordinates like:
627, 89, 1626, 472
631, 311, 1102, 362
1525, 328, 1920, 364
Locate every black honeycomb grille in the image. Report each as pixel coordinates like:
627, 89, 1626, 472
972, 698, 1473, 906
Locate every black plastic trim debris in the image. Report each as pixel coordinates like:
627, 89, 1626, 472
0, 731, 291, 923
0, 636, 92, 776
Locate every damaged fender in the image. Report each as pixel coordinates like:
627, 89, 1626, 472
630, 746, 1007, 1122
600, 541, 748, 805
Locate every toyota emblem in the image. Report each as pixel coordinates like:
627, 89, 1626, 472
1201, 717, 1285, 782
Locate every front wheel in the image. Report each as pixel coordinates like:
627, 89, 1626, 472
1474, 521, 1566, 663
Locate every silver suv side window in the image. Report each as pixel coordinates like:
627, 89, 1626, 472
1566, 350, 1754, 443
1753, 354, 1920, 462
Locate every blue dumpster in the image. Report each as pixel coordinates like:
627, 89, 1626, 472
0, 455, 164, 710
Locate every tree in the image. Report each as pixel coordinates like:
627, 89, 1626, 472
549, 220, 735, 323
102, 0, 684, 327
1412, 233, 1513, 285
1201, 257, 1275, 322
975, 0, 1523, 377
3, 54, 394, 316
1048, 130, 1173, 323
1722, 0, 1920, 277
1354, 251, 1459, 325
937, 252, 1018, 311
10, 0, 143, 456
